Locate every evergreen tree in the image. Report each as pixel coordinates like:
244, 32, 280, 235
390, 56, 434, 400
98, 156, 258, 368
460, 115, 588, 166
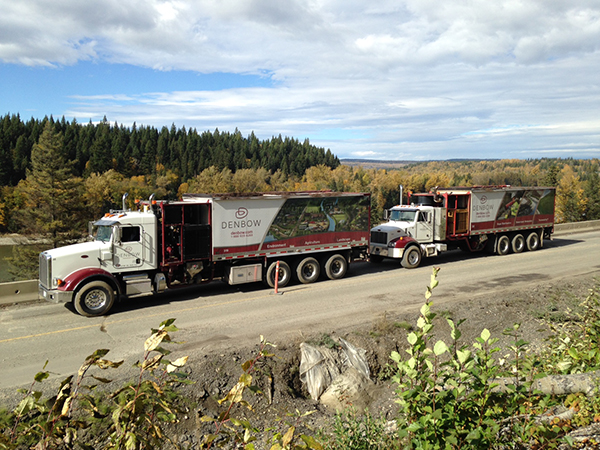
584, 169, 600, 220
15, 123, 84, 247
543, 164, 561, 187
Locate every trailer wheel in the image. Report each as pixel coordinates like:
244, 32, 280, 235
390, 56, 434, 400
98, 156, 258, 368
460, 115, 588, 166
296, 257, 320, 284
496, 235, 510, 255
324, 254, 348, 280
526, 232, 540, 251
265, 261, 292, 288
512, 234, 525, 253
74, 280, 115, 317
401, 246, 422, 269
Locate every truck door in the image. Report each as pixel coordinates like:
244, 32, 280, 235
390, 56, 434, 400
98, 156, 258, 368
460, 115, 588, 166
113, 225, 144, 269
415, 211, 433, 242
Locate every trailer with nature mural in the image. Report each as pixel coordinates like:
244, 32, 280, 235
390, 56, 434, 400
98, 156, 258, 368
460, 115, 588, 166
369, 185, 556, 268
39, 191, 371, 316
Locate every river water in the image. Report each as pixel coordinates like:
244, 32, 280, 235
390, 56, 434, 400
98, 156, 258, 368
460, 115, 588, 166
0, 245, 15, 282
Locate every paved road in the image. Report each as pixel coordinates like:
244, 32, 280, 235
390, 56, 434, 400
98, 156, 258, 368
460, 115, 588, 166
1, 230, 599, 392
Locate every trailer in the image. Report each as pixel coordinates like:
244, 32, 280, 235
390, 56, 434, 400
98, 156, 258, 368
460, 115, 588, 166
39, 191, 371, 316
369, 185, 555, 268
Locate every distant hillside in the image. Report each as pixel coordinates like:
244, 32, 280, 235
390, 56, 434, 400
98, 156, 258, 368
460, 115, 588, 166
341, 159, 415, 169
341, 158, 500, 169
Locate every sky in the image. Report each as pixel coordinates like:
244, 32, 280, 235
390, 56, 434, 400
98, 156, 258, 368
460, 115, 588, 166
1, 0, 599, 161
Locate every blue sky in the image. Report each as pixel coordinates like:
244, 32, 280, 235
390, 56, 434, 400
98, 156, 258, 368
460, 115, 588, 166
1, 0, 599, 161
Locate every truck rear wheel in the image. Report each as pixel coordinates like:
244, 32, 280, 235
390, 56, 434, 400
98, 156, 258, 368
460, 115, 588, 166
512, 234, 525, 253
296, 257, 320, 284
526, 232, 540, 251
265, 260, 292, 288
324, 254, 348, 280
496, 235, 510, 255
74, 280, 115, 317
401, 246, 422, 269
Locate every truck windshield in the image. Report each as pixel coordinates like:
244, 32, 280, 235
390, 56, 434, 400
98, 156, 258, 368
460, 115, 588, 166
94, 225, 113, 242
389, 210, 417, 222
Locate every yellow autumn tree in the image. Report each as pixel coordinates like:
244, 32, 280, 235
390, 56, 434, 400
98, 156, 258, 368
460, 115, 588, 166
83, 169, 125, 217
231, 168, 270, 193
556, 165, 586, 223
302, 165, 333, 191
187, 166, 234, 194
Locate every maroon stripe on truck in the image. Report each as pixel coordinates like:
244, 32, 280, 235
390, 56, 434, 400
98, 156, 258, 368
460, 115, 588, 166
213, 231, 368, 257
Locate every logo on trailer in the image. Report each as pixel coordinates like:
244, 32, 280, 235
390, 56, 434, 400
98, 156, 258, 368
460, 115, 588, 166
480, 195, 487, 204
222, 207, 261, 229
235, 207, 248, 219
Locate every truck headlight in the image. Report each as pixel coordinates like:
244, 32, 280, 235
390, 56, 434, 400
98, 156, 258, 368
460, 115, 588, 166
388, 237, 406, 248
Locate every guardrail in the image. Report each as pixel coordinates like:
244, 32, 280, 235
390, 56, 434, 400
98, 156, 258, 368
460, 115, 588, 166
1, 220, 599, 306
0, 279, 39, 306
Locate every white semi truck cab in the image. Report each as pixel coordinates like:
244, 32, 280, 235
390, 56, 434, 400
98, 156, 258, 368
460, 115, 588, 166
369, 186, 556, 269
370, 203, 448, 268
39, 203, 164, 315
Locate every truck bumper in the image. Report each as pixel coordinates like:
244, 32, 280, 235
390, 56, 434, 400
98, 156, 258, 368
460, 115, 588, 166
39, 284, 73, 304
370, 245, 404, 259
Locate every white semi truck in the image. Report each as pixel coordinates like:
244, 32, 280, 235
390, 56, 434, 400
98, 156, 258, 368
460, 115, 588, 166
39, 191, 371, 316
369, 185, 556, 268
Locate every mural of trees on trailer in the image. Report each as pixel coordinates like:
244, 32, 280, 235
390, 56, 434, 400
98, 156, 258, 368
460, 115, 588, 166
495, 188, 555, 227
265, 195, 370, 242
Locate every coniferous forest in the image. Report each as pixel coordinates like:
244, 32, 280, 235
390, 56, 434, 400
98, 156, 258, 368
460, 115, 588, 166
0, 114, 339, 186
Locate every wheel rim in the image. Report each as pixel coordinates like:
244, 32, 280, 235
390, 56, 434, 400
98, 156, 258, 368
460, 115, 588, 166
277, 268, 287, 283
528, 233, 539, 250
85, 289, 107, 310
302, 264, 317, 278
513, 235, 525, 252
498, 237, 509, 254
408, 250, 420, 265
330, 260, 342, 275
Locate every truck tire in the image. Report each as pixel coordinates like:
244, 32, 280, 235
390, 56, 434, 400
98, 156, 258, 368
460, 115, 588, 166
511, 234, 525, 253
324, 254, 348, 280
401, 246, 422, 269
296, 257, 320, 284
496, 235, 510, 255
265, 260, 292, 288
526, 232, 540, 251
74, 280, 115, 317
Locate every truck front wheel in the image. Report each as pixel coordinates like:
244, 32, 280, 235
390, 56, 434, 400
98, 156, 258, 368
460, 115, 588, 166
74, 280, 115, 317
401, 246, 422, 269
296, 257, 320, 284
324, 254, 348, 280
265, 261, 292, 288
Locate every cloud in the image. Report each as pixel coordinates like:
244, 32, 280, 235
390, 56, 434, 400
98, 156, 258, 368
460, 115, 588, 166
1, 0, 599, 160
4, 0, 597, 70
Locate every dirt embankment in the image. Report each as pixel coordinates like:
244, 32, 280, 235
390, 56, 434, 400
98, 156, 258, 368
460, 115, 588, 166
157, 272, 598, 447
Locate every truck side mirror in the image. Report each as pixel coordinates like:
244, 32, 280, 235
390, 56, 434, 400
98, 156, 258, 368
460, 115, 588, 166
384, 210, 389, 220
113, 225, 121, 245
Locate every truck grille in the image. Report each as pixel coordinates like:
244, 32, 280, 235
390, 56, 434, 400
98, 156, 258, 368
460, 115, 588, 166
370, 231, 388, 245
39, 252, 52, 288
